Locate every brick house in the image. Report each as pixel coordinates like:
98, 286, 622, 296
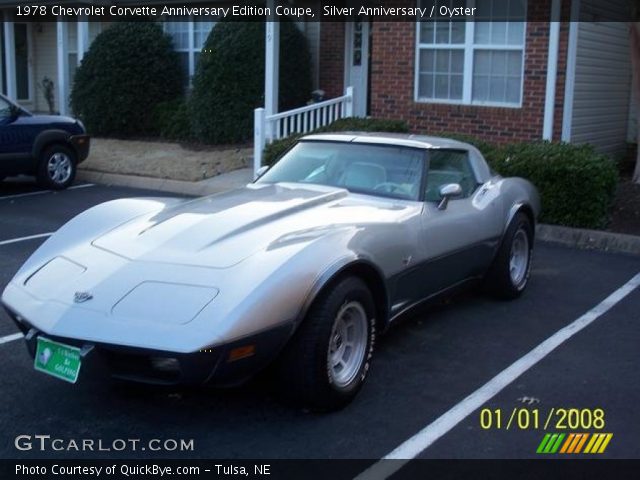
318, 0, 633, 157
0, 0, 634, 158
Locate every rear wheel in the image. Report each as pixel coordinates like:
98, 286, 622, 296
277, 276, 376, 411
37, 144, 76, 190
483, 212, 533, 299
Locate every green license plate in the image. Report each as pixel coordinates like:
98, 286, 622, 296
34, 337, 81, 383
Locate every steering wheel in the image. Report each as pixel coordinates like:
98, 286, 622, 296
373, 182, 404, 193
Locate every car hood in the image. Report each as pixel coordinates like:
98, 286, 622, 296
92, 183, 418, 268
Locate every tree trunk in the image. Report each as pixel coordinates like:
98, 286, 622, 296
631, 22, 640, 183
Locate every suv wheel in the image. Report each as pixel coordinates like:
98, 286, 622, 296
37, 145, 76, 190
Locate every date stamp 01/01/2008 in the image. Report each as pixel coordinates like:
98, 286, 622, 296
479, 406, 614, 455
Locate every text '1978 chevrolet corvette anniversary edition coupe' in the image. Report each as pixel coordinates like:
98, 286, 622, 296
2, 133, 540, 411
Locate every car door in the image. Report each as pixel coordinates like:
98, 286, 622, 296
0, 97, 32, 158
417, 148, 503, 297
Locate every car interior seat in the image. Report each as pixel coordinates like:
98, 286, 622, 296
340, 162, 387, 190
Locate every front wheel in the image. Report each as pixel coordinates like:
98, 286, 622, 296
277, 276, 376, 411
483, 212, 533, 299
37, 145, 77, 190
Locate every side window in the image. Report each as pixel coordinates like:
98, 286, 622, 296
424, 150, 477, 202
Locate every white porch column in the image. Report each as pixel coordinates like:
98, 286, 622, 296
77, 15, 89, 64
542, 0, 561, 141
56, 20, 68, 115
264, 0, 279, 140
3, 12, 17, 99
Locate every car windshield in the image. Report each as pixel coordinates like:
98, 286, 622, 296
0, 95, 28, 119
0, 97, 12, 119
257, 141, 425, 200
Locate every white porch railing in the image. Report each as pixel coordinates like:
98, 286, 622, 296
253, 86, 354, 175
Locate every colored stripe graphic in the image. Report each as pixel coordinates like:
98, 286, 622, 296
549, 433, 565, 453
584, 433, 613, 454
559, 433, 575, 453
536, 434, 551, 453
537, 433, 565, 453
574, 434, 589, 453
539, 433, 613, 454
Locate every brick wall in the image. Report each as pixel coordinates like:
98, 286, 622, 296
318, 0, 570, 144
318, 22, 345, 98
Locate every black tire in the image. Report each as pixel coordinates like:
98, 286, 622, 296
483, 212, 533, 300
277, 276, 376, 411
37, 144, 77, 190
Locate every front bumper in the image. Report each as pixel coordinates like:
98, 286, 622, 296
69, 134, 91, 163
5, 306, 293, 386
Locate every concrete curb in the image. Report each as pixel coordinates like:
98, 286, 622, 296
77, 169, 640, 257
77, 168, 253, 197
536, 224, 640, 257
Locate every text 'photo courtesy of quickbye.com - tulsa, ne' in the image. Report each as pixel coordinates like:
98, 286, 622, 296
0, 0, 639, 479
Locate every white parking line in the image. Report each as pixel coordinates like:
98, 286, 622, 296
0, 232, 54, 246
0, 332, 23, 345
0, 183, 94, 201
356, 271, 640, 479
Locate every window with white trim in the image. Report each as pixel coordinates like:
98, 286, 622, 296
416, 0, 526, 107
164, 17, 216, 86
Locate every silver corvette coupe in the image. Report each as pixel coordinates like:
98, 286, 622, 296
2, 133, 539, 410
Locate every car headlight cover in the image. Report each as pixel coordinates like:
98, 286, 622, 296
112, 282, 219, 325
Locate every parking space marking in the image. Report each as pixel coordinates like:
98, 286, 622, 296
0, 233, 53, 246
0, 332, 23, 345
356, 272, 640, 479
0, 183, 94, 201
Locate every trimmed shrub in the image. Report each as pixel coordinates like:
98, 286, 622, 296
490, 142, 618, 229
190, 19, 312, 144
263, 117, 409, 166
70, 22, 182, 136
152, 98, 191, 141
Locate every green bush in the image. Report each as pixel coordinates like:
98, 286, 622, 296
489, 142, 618, 229
190, 19, 312, 144
152, 98, 191, 141
263, 117, 409, 166
70, 22, 182, 136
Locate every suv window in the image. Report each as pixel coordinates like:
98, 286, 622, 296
424, 150, 478, 202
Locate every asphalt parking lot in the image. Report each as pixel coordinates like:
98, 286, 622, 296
0, 179, 639, 468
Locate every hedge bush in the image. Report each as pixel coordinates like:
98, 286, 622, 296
70, 22, 182, 136
489, 142, 618, 229
190, 19, 312, 144
263, 117, 409, 166
152, 98, 191, 141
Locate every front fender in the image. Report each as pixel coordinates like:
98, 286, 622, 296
31, 129, 72, 158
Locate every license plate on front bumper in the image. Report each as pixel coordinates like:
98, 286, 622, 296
34, 336, 81, 383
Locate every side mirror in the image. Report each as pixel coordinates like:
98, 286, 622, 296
437, 183, 462, 210
254, 165, 270, 180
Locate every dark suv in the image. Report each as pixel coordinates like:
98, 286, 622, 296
0, 94, 90, 189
